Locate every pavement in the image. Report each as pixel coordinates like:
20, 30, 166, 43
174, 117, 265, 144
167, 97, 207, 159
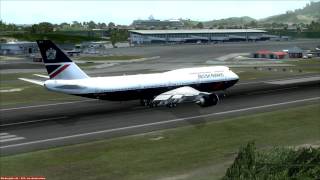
0, 39, 319, 155
1, 39, 320, 74
0, 77, 319, 155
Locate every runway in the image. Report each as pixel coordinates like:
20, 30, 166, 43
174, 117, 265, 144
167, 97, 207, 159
1, 77, 319, 155
1, 40, 319, 155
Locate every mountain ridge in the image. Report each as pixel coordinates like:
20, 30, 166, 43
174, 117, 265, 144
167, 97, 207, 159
182, 1, 320, 27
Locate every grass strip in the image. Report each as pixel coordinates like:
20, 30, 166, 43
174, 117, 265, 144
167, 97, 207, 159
1, 103, 319, 180
76, 55, 144, 61
0, 77, 83, 107
1, 33, 102, 44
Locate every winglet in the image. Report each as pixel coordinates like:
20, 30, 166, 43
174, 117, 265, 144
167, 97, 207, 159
19, 78, 44, 86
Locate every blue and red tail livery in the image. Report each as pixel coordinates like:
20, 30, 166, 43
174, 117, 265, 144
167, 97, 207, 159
36, 40, 89, 80
37, 40, 72, 63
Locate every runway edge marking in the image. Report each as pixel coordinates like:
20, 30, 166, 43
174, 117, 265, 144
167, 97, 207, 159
0, 99, 97, 111
1, 97, 319, 149
0, 116, 68, 127
0, 133, 25, 143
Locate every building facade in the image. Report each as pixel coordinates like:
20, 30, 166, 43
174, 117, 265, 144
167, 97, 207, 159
0, 41, 38, 55
252, 50, 288, 59
285, 47, 304, 58
129, 29, 270, 45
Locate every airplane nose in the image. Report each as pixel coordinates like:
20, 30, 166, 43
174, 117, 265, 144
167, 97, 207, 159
235, 72, 239, 80
231, 71, 239, 80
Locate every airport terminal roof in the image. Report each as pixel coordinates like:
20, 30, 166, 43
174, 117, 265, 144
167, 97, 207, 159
129, 29, 266, 34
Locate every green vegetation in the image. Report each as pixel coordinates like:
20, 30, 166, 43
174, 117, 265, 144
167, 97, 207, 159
261, 1, 320, 24
1, 103, 319, 179
182, 16, 257, 29
76, 55, 144, 61
236, 70, 288, 80
286, 59, 320, 65
1, 20, 129, 44
0, 73, 83, 107
77, 62, 103, 69
268, 30, 320, 38
28, 22, 54, 33
1, 2, 319, 38
231, 59, 320, 81
1, 86, 81, 106
224, 142, 320, 179
1, 33, 102, 44
205, 16, 256, 29
233, 67, 298, 81
284, 59, 320, 73
0, 20, 114, 32
182, 2, 320, 30
180, 19, 200, 28
110, 29, 129, 47
0, 56, 24, 61
1, 73, 37, 81
0, 82, 83, 107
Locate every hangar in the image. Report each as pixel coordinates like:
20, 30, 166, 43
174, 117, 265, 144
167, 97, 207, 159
129, 29, 271, 45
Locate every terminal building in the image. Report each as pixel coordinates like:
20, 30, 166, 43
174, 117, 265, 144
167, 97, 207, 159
129, 29, 276, 45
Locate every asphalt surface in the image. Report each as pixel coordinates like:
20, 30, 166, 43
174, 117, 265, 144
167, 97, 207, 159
1, 40, 319, 155
1, 39, 320, 74
1, 78, 319, 155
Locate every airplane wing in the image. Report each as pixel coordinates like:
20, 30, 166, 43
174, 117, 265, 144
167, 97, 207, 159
19, 78, 45, 86
152, 86, 210, 107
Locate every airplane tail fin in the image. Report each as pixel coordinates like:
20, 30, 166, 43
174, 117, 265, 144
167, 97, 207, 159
36, 40, 89, 80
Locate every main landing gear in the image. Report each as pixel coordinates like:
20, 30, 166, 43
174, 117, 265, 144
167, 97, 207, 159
140, 99, 157, 108
140, 99, 178, 108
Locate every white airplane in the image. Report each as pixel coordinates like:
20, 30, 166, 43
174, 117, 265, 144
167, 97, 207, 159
20, 40, 239, 108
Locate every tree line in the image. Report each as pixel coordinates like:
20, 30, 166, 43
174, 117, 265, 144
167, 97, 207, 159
0, 21, 129, 45
1, 20, 320, 33
0, 20, 119, 33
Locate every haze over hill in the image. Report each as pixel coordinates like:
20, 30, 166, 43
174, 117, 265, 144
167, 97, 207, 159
261, 1, 320, 24
183, 1, 320, 28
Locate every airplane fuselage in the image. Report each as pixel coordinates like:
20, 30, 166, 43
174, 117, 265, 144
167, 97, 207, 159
44, 66, 239, 101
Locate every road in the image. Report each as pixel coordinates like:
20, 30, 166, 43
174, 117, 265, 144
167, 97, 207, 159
1, 78, 319, 155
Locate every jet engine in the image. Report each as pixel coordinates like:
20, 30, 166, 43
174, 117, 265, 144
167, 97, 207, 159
197, 93, 221, 107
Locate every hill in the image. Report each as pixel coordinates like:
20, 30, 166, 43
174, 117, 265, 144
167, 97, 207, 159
204, 16, 256, 27
181, 2, 320, 28
260, 1, 320, 24
181, 16, 256, 28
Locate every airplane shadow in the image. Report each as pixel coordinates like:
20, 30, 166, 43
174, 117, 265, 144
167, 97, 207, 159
155, 103, 207, 128
3, 100, 208, 129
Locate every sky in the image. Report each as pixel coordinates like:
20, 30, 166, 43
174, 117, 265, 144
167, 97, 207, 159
0, 0, 316, 25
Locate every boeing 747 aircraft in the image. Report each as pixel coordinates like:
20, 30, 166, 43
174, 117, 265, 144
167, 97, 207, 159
20, 40, 239, 108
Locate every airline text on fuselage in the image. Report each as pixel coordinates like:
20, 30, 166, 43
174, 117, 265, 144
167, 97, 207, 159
197, 73, 223, 79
